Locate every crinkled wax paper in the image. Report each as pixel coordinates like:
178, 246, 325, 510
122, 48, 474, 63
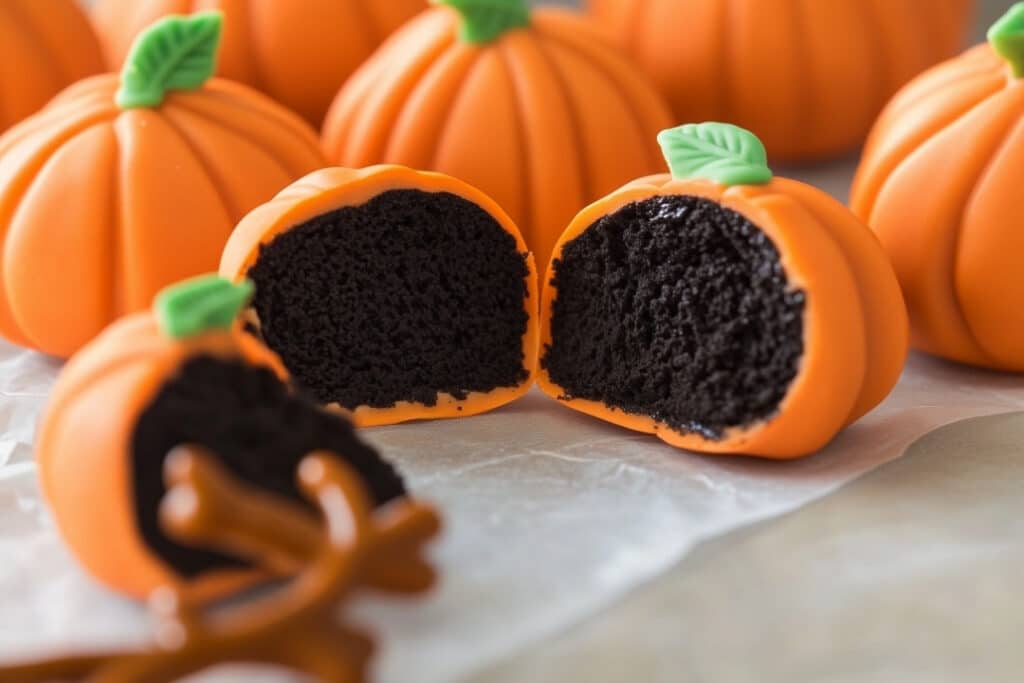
1, 340, 1024, 683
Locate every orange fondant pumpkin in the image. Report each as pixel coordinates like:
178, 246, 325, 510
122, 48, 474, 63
587, 0, 974, 161
321, 0, 673, 270
221, 165, 540, 427
0, 0, 104, 133
37, 275, 406, 599
92, 0, 427, 126
0, 13, 324, 359
538, 123, 908, 459
851, 4, 1024, 371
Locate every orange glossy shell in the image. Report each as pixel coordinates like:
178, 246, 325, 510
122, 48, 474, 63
851, 45, 1024, 370
539, 175, 909, 459
92, 0, 427, 126
587, 0, 973, 161
0, 0, 104, 133
321, 7, 673, 270
0, 76, 325, 359
36, 312, 288, 599
221, 165, 540, 427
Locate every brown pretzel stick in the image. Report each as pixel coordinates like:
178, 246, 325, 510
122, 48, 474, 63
161, 447, 437, 591
0, 446, 441, 683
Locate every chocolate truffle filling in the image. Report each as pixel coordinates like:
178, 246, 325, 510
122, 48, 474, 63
131, 355, 406, 576
247, 189, 530, 410
543, 195, 806, 440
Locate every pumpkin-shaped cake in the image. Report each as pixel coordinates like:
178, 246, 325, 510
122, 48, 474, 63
92, 0, 427, 126
221, 166, 539, 427
539, 123, 908, 459
321, 0, 672, 270
0, 0, 104, 133
587, 0, 973, 161
851, 4, 1024, 371
37, 275, 406, 599
0, 13, 324, 359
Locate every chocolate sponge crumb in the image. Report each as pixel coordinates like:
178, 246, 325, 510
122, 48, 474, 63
542, 195, 805, 439
248, 189, 531, 410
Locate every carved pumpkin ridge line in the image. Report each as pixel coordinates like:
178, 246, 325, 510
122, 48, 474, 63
528, 36, 590, 226
107, 122, 124, 322
951, 101, 1024, 360
738, 188, 863, 432
878, 57, 1006, 132
164, 99, 296, 195
495, 40, 535, 247
0, 88, 113, 160
180, 88, 322, 175
887, 89, 1024, 362
398, 43, 483, 171
157, 109, 239, 221
858, 81, 1007, 227
353, 17, 455, 164
540, 26, 664, 176
320, 9, 458, 162
0, 114, 114, 348
765, 179, 875, 425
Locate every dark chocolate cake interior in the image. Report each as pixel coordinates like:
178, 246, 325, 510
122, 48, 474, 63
131, 355, 406, 577
247, 189, 530, 410
542, 195, 806, 440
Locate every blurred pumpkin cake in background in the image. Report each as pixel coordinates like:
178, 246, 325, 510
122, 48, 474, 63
587, 0, 974, 162
91, 0, 427, 126
0, 0, 104, 133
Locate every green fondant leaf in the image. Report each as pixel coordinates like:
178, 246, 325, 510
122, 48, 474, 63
433, 0, 530, 43
155, 275, 253, 340
116, 12, 223, 109
657, 123, 773, 187
989, 2, 1024, 78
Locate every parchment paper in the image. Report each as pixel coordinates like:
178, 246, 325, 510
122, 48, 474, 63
0, 339, 1022, 682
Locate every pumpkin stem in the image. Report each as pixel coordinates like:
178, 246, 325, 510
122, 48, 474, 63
433, 0, 530, 44
155, 275, 254, 340
989, 3, 1024, 78
657, 122, 774, 187
116, 12, 223, 109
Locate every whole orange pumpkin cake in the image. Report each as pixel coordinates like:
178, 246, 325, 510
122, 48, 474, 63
539, 124, 908, 459
587, 0, 973, 161
0, 13, 324, 359
37, 275, 406, 599
222, 166, 539, 427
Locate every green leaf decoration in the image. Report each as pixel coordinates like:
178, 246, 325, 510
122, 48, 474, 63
433, 0, 530, 43
989, 2, 1024, 78
155, 275, 254, 340
116, 12, 223, 109
657, 123, 773, 187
